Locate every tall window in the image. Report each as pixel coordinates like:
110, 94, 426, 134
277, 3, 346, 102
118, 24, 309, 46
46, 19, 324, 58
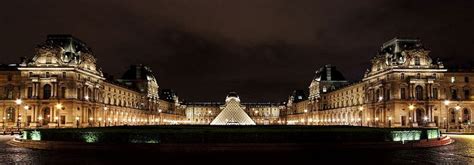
5, 86, 14, 99
451, 89, 458, 100
414, 56, 420, 65
401, 88, 406, 99
77, 88, 82, 99
7, 74, 12, 81
88, 88, 93, 101
386, 89, 391, 100
375, 89, 380, 102
401, 73, 405, 80
465, 77, 470, 83
415, 85, 423, 100
462, 109, 470, 123
27, 87, 33, 98
43, 84, 51, 99
433, 88, 438, 99
464, 89, 470, 100
6, 107, 15, 122
61, 87, 66, 99
450, 109, 456, 123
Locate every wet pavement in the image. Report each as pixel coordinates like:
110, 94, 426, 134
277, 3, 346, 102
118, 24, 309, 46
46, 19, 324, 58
0, 135, 473, 164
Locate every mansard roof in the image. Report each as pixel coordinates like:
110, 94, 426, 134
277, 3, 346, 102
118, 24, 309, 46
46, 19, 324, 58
380, 37, 423, 55
313, 64, 346, 81
121, 64, 156, 81
43, 34, 93, 55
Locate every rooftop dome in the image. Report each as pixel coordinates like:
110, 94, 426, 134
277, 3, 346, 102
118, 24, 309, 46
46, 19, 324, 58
225, 92, 240, 102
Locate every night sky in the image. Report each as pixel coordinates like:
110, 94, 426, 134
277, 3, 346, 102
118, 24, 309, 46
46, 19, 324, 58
1, 0, 473, 102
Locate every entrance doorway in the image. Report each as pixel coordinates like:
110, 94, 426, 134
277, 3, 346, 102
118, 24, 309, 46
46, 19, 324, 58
42, 107, 51, 125
415, 108, 425, 126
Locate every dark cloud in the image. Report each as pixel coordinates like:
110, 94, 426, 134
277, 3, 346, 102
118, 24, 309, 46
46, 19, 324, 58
0, 0, 473, 102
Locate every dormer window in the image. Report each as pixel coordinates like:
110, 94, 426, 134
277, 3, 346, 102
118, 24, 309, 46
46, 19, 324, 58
414, 56, 420, 66
46, 57, 53, 64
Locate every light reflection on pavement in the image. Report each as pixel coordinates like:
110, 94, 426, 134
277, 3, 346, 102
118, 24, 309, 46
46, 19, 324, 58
0, 135, 473, 164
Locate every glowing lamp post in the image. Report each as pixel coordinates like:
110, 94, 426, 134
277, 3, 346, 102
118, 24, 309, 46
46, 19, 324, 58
38, 116, 43, 127
89, 117, 93, 127
158, 109, 162, 125
104, 106, 108, 126
304, 109, 308, 125
455, 104, 462, 130
55, 103, 63, 128
54, 116, 59, 128
15, 99, 22, 130
444, 100, 450, 131
75, 116, 80, 128
358, 106, 364, 126
388, 116, 392, 128
2, 117, 5, 130
408, 104, 415, 127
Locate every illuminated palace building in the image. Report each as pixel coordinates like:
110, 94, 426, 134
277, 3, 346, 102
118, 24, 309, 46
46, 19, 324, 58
0, 35, 473, 129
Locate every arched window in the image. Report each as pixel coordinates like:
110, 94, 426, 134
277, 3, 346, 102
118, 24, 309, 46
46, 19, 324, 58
6, 107, 15, 122
415, 85, 423, 100
5, 86, 14, 99
450, 109, 456, 123
463, 109, 470, 123
451, 89, 458, 100
43, 84, 51, 99
77, 88, 82, 99
375, 89, 380, 101
414, 56, 420, 66
88, 89, 93, 101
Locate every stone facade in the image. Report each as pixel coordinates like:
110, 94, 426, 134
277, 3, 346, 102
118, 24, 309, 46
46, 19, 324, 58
287, 38, 474, 129
1, 35, 473, 129
0, 35, 184, 129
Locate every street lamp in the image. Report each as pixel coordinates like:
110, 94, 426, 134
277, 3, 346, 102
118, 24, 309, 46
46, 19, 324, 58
304, 109, 308, 125
444, 100, 450, 131
455, 104, 462, 130
98, 117, 102, 127
388, 116, 392, 128
55, 103, 63, 128
38, 116, 43, 127
408, 104, 415, 126
54, 116, 59, 128
75, 116, 80, 128
158, 109, 162, 125
358, 106, 364, 126
104, 106, 108, 126
2, 117, 5, 131
89, 117, 93, 127
15, 99, 22, 131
